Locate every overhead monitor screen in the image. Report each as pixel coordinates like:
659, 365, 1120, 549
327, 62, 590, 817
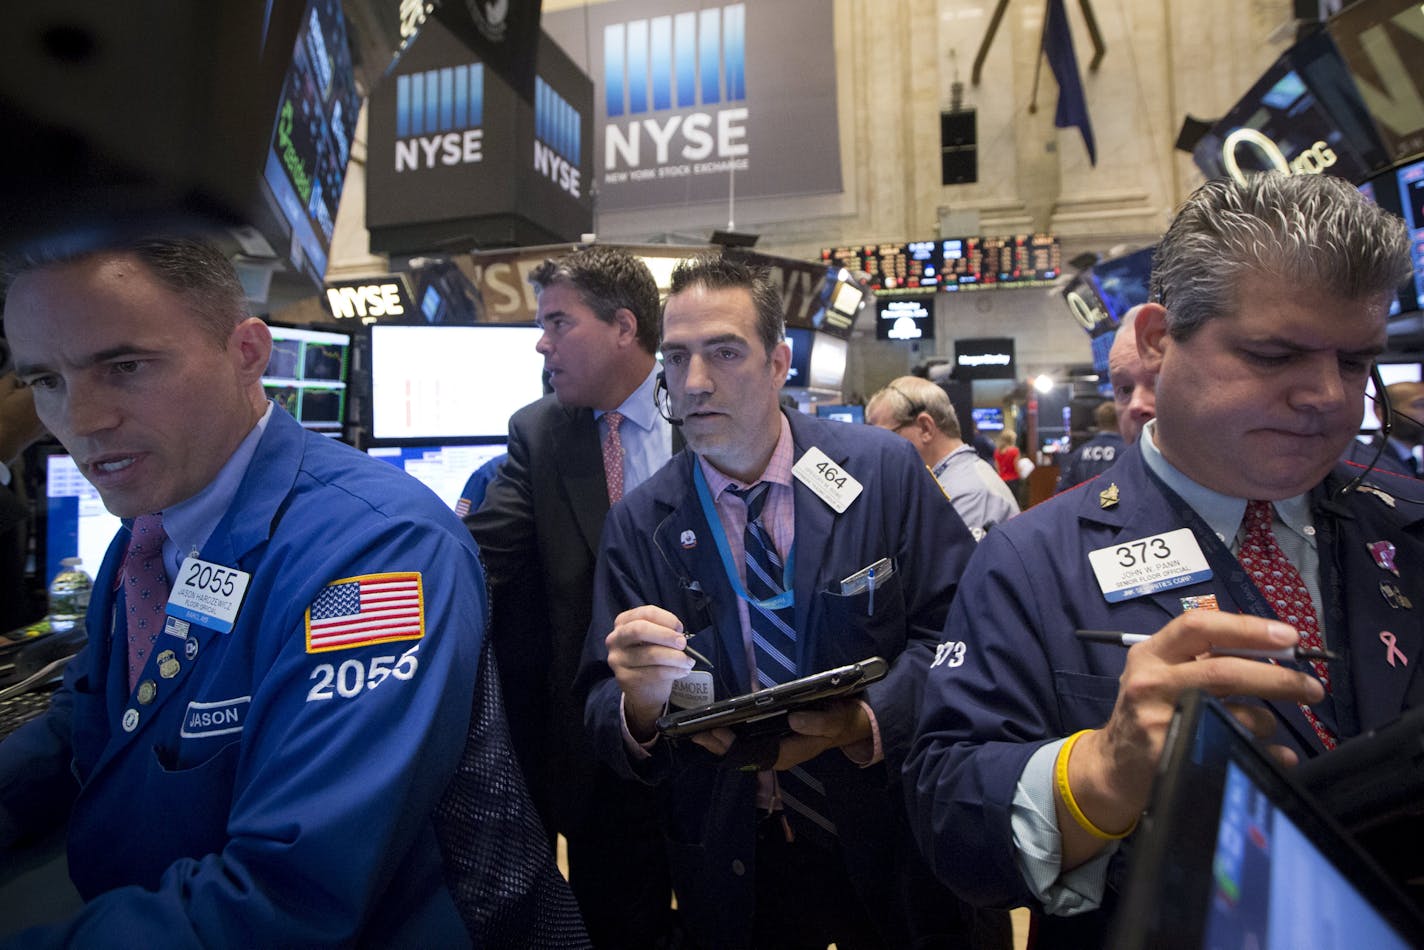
369, 324, 545, 442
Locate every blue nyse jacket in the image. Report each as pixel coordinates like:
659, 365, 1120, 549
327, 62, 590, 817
906, 444, 1424, 943
578, 410, 991, 948
0, 407, 485, 948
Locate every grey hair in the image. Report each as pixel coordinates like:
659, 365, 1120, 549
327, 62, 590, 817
664, 254, 784, 356
869, 376, 961, 437
1149, 172, 1413, 340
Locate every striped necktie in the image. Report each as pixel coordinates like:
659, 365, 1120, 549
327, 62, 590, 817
729, 482, 837, 842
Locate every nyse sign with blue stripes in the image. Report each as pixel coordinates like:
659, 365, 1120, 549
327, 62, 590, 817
601, 3, 748, 183
394, 62, 485, 171
544, 0, 840, 213
535, 77, 582, 197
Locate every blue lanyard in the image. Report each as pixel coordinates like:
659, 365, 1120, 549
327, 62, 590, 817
692, 463, 796, 610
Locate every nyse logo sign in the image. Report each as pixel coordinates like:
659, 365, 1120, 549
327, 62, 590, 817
601, 4, 749, 184
325, 281, 412, 323
535, 77, 583, 197
394, 62, 485, 172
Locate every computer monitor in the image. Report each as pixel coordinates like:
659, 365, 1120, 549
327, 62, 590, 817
783, 328, 814, 388
1087, 247, 1154, 322
41, 451, 122, 589
814, 404, 864, 424
366, 443, 508, 512
1109, 692, 1424, 949
262, 323, 352, 434
875, 295, 935, 342
368, 324, 544, 443
1394, 158, 1424, 314
1361, 362, 1422, 432
253, 0, 363, 288
972, 407, 1005, 432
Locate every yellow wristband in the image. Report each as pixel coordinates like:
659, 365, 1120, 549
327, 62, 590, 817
1054, 729, 1138, 841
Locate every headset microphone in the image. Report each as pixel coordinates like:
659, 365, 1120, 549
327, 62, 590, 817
1336, 362, 1392, 499
655, 371, 684, 426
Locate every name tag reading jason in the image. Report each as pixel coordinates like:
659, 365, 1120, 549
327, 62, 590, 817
792, 447, 863, 514
167, 557, 251, 634
1088, 528, 1212, 603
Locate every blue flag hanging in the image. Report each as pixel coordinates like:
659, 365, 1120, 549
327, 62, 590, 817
1043, 0, 1097, 165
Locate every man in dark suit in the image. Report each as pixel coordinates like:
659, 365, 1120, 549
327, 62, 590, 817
467, 246, 677, 948
0, 373, 46, 632
577, 255, 1008, 949
1344, 380, 1424, 477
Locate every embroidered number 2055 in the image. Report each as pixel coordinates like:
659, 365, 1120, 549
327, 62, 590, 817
307, 643, 421, 701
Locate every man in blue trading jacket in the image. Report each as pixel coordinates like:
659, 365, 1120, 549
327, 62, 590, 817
906, 172, 1421, 947
0, 239, 500, 946
1055, 401, 1124, 493
577, 255, 1009, 949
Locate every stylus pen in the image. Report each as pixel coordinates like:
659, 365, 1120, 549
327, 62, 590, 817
680, 633, 714, 669
1074, 629, 1339, 663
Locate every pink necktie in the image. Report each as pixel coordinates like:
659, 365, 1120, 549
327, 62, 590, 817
124, 513, 170, 690
602, 411, 626, 505
1237, 500, 1336, 749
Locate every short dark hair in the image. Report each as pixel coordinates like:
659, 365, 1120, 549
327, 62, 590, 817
664, 254, 784, 356
1150, 173, 1413, 340
529, 246, 660, 353
3, 237, 249, 346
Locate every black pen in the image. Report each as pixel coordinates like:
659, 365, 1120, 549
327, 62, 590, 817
1075, 629, 1338, 663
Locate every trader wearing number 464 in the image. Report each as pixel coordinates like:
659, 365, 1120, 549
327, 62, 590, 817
0, 238, 575, 947
576, 254, 1009, 949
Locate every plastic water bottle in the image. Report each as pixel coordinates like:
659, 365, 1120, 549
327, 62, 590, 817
48, 557, 93, 633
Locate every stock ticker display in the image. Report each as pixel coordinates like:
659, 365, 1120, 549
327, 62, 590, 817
820, 234, 1061, 292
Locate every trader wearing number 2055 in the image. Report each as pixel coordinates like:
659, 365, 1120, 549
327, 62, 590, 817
0, 239, 524, 947
576, 254, 1009, 949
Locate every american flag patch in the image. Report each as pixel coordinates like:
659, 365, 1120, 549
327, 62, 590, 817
305, 572, 425, 653
454, 496, 472, 518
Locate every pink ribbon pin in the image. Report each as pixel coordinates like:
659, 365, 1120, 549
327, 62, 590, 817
1380, 630, 1408, 668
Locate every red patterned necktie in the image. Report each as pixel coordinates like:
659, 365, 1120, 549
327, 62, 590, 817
124, 513, 170, 691
602, 411, 626, 505
1236, 500, 1336, 749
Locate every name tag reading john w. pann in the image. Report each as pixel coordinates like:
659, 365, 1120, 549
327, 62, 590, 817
1088, 528, 1212, 603
167, 556, 251, 634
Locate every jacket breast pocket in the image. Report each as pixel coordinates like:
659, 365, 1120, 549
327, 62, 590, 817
814, 563, 907, 668
1052, 670, 1120, 730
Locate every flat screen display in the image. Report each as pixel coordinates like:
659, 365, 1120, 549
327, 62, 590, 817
1087, 247, 1154, 321
366, 443, 508, 511
875, 295, 935, 341
262, 324, 352, 433
43, 452, 122, 589
972, 406, 1005, 432
815, 404, 864, 424
369, 324, 545, 442
259, 0, 362, 287
783, 327, 814, 387
1395, 159, 1424, 312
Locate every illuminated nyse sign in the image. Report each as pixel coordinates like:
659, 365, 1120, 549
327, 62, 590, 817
1220, 129, 1337, 187
394, 62, 485, 171
535, 77, 582, 197
602, 4, 749, 183
325, 280, 412, 323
